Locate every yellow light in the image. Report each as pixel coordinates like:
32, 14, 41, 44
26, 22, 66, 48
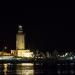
16, 63, 34, 75
24, 53, 32, 57
17, 50, 33, 58
3, 64, 8, 75
21, 63, 34, 66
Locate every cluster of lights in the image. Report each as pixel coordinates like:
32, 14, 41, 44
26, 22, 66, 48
57, 52, 75, 60
0, 56, 14, 60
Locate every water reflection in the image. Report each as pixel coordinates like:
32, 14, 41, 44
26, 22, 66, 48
0, 62, 75, 75
16, 63, 34, 75
3, 64, 8, 75
0, 63, 34, 75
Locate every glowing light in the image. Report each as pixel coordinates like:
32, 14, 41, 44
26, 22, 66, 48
69, 57, 73, 60
66, 56, 73, 60
17, 50, 34, 58
60, 55, 65, 57
16, 63, 34, 75
16, 34, 25, 50
65, 53, 68, 56
24, 53, 33, 58
19, 25, 22, 30
3, 64, 8, 75
21, 63, 34, 66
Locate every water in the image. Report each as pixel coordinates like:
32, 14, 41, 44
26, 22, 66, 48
0, 60, 75, 75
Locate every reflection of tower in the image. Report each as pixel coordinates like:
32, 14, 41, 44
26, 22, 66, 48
16, 25, 25, 50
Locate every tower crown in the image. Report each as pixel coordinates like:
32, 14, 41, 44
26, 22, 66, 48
18, 25, 23, 33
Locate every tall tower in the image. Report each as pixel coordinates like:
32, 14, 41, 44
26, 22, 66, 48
16, 25, 25, 50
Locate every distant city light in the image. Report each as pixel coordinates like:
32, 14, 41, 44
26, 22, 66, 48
65, 53, 68, 56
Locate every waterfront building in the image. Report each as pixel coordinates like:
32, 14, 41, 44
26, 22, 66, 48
15, 25, 34, 58
10, 25, 34, 58
0, 25, 34, 59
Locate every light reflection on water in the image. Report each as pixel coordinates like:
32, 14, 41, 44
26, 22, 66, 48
16, 63, 34, 75
3, 64, 8, 75
0, 63, 34, 75
0, 62, 75, 75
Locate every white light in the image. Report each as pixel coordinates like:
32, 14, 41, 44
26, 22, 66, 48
60, 55, 65, 57
19, 25, 22, 30
65, 53, 68, 56
0, 57, 2, 60
69, 57, 73, 60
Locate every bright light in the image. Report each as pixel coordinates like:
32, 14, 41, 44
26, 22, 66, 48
19, 25, 22, 30
21, 63, 34, 66
0, 57, 2, 60
17, 50, 34, 58
67, 57, 73, 60
60, 55, 65, 57
69, 57, 73, 60
65, 53, 68, 56
24, 53, 32, 58
3, 64, 8, 75
16, 63, 34, 75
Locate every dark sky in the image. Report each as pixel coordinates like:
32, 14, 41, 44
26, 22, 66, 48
0, 16, 73, 51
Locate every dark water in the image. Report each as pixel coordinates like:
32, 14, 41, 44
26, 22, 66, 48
0, 61, 75, 75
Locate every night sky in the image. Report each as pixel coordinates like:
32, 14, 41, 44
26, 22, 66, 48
0, 15, 73, 51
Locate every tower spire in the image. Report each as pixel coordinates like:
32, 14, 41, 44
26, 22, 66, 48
18, 25, 23, 33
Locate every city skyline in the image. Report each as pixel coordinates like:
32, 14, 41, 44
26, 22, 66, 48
0, 24, 74, 51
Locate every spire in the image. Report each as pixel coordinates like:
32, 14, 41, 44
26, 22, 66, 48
18, 25, 23, 33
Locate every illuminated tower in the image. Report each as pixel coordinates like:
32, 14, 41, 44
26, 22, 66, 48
16, 25, 34, 58
16, 25, 25, 50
